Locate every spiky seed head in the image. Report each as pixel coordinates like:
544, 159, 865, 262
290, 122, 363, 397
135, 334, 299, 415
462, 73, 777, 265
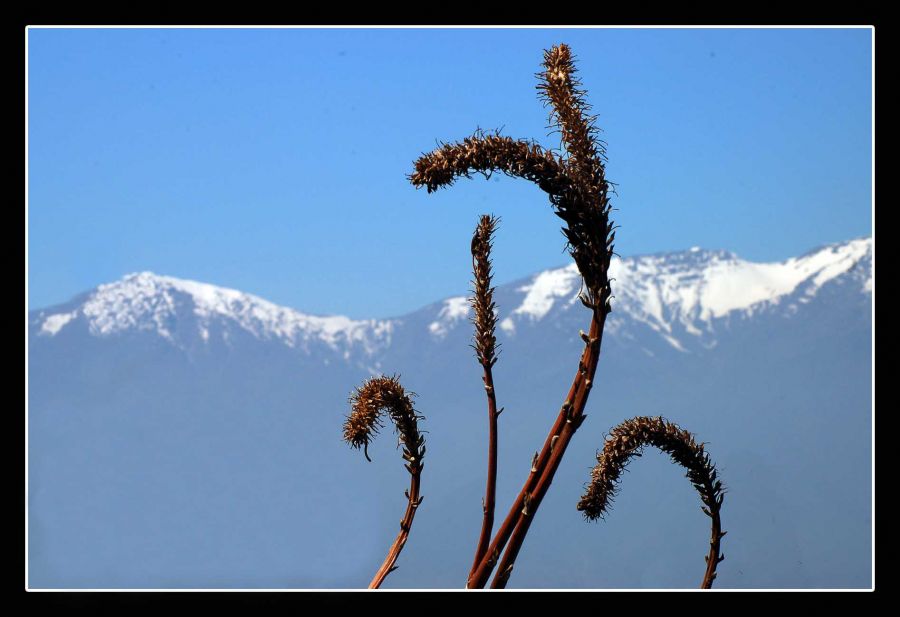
343, 375, 425, 469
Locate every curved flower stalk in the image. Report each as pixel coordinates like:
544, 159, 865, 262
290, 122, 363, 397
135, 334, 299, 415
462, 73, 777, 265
577, 416, 727, 588
412, 43, 615, 589
343, 376, 426, 589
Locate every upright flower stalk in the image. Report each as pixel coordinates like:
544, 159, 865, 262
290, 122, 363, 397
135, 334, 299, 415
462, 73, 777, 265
467, 215, 502, 583
343, 376, 426, 589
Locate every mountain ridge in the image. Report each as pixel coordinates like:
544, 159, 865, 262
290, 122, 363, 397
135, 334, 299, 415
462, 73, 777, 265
30, 236, 872, 357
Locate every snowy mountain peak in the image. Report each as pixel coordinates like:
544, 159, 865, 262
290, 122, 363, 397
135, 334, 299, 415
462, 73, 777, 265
34, 271, 395, 355
498, 238, 872, 348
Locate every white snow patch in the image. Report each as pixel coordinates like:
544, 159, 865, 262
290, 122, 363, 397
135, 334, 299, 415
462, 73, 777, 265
699, 239, 870, 319
428, 296, 470, 338
512, 263, 581, 321
662, 333, 687, 352
40, 311, 77, 336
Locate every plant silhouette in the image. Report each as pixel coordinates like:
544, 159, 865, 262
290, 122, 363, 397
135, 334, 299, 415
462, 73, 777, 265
341, 43, 726, 590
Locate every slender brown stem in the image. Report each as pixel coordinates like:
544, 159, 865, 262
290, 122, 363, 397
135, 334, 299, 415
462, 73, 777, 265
490, 302, 608, 588
701, 494, 724, 589
468, 364, 499, 582
369, 463, 423, 589
468, 305, 605, 588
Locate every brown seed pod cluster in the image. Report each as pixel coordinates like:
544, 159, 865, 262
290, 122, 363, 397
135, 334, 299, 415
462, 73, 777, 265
577, 416, 727, 588
470, 214, 500, 368
410, 43, 615, 303
537, 45, 615, 301
577, 416, 724, 521
410, 131, 570, 196
343, 375, 425, 469
538, 44, 608, 201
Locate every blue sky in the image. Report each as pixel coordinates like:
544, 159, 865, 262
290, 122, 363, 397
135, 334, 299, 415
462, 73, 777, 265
27, 27, 873, 319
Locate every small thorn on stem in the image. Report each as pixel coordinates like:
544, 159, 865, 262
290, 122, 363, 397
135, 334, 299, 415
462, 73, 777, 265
531, 451, 539, 473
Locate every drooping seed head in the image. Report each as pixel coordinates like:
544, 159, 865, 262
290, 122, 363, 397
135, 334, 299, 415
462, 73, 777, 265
343, 375, 425, 469
578, 416, 724, 520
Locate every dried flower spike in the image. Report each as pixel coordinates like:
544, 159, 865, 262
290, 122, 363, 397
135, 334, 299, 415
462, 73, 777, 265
577, 416, 726, 588
538, 44, 607, 199
467, 214, 503, 583
343, 375, 424, 467
470, 214, 500, 367
343, 375, 426, 588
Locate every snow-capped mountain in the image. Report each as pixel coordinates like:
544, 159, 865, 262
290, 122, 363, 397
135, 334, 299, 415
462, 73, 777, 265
33, 271, 396, 357
27, 238, 873, 590
31, 237, 872, 358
